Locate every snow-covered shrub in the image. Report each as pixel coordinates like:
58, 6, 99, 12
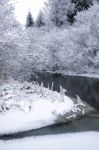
0, 80, 74, 114
22, 27, 55, 72
21, 26, 87, 75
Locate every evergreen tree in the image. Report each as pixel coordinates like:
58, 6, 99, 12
26, 11, 34, 27
36, 10, 45, 27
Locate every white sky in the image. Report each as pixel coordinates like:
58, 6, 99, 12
15, 0, 46, 24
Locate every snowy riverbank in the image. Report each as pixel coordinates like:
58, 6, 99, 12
0, 80, 86, 135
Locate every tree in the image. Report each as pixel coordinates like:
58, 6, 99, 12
44, 0, 75, 27
35, 10, 45, 27
26, 11, 34, 27
71, 2, 99, 71
72, 0, 93, 11
67, 0, 93, 23
0, 0, 18, 36
0, 0, 24, 82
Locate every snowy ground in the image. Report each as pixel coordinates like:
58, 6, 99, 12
0, 80, 85, 135
0, 132, 99, 150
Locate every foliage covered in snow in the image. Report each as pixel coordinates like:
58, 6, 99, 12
0, 0, 24, 82
17, 1, 99, 78
0, 1, 99, 81
44, 0, 75, 27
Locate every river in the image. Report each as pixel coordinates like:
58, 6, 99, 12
0, 72, 99, 140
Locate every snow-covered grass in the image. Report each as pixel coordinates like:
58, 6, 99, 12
0, 80, 86, 134
0, 80, 85, 134
0, 132, 99, 150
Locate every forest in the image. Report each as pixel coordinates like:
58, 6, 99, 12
0, 0, 99, 82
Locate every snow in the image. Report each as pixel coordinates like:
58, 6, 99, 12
0, 80, 79, 134
1, 2, 99, 81
0, 132, 99, 150
42, 70, 99, 79
76, 74, 99, 79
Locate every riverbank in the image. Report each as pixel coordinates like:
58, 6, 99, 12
0, 79, 78, 135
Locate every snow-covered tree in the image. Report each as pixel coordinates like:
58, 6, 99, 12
26, 11, 34, 27
0, 0, 17, 81
67, 0, 93, 23
73, 0, 93, 11
35, 10, 45, 27
44, 0, 75, 27
0, 0, 18, 36
0, 0, 24, 82
73, 2, 99, 69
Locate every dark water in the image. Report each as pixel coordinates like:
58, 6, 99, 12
31, 72, 99, 110
0, 114, 99, 140
0, 72, 99, 140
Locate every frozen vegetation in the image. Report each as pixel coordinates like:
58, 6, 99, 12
0, 0, 99, 81
0, 80, 86, 134
0, 1, 99, 149
23, 1, 99, 77
0, 0, 99, 150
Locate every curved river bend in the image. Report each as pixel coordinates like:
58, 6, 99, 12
0, 72, 99, 140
